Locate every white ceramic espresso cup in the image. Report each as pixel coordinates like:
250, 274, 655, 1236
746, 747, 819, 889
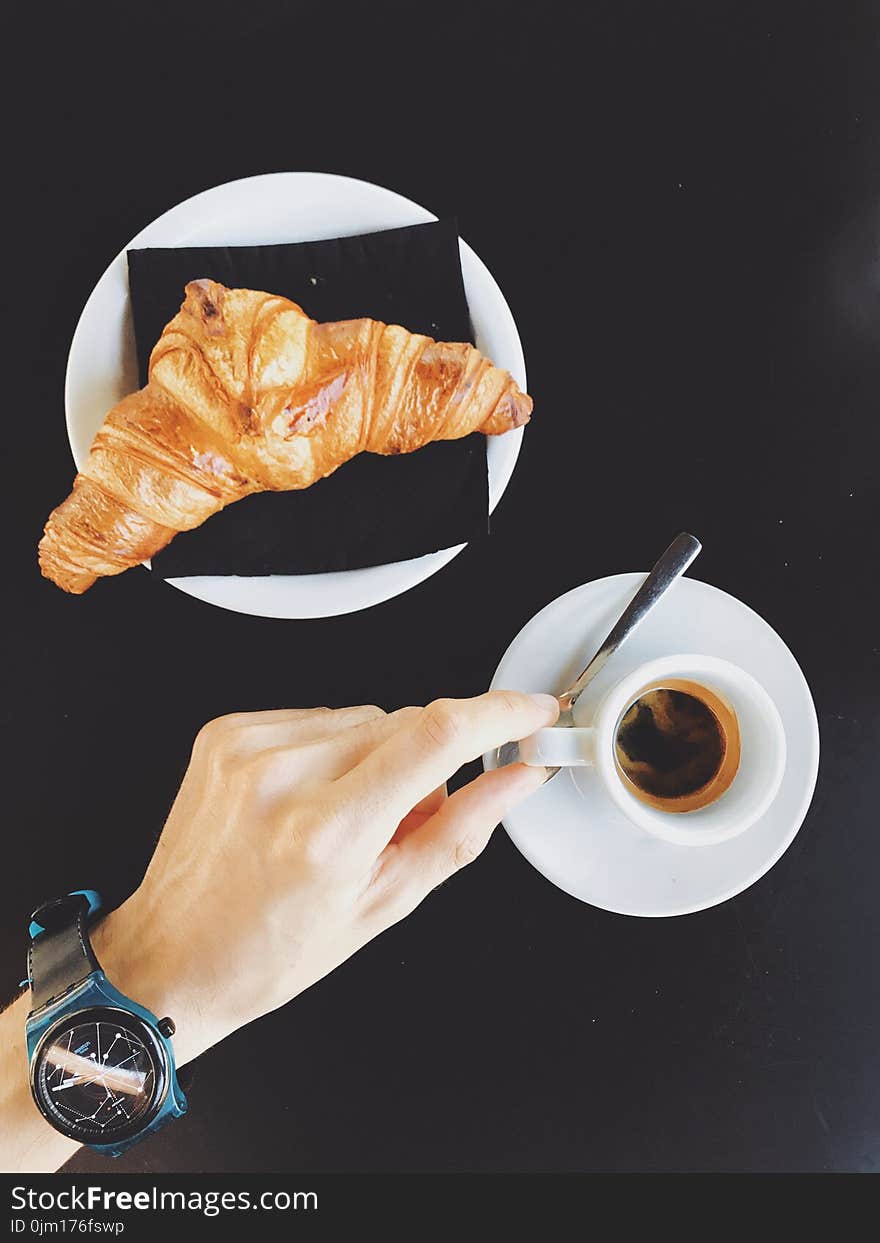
518, 654, 786, 846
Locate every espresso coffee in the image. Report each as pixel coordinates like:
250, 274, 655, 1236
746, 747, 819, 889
614, 679, 740, 813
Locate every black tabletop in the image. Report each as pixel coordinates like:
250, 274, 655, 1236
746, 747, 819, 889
5, 0, 878, 1173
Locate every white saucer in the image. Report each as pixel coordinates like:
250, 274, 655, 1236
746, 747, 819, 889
64, 172, 526, 619
484, 573, 820, 917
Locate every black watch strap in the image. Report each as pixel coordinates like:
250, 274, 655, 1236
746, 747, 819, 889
28, 894, 101, 1012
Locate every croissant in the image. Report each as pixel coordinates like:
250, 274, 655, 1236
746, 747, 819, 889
39, 279, 532, 593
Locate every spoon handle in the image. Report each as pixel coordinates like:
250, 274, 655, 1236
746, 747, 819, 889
560, 532, 702, 713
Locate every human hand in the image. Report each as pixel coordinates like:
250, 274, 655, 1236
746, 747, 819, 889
94, 692, 559, 1063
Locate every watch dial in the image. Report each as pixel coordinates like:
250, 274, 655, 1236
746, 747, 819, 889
36, 1013, 160, 1138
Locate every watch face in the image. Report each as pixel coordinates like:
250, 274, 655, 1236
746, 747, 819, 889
32, 1007, 166, 1143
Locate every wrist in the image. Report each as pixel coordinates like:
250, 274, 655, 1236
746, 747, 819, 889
91, 892, 218, 1066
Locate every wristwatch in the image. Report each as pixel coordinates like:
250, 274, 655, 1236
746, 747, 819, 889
24, 890, 187, 1157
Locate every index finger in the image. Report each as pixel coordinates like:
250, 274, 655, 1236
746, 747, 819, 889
335, 691, 559, 842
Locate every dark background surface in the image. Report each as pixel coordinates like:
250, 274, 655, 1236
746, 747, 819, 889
3, 0, 878, 1173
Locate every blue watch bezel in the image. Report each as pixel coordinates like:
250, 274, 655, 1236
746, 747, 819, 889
25, 891, 187, 1157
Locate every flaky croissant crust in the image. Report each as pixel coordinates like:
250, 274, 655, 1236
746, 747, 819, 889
39, 279, 532, 593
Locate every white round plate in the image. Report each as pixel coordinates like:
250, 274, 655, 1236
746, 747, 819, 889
65, 172, 526, 619
484, 574, 820, 917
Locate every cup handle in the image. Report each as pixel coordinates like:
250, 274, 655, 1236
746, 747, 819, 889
518, 726, 597, 767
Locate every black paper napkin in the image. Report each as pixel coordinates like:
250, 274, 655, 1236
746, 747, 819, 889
126, 219, 488, 577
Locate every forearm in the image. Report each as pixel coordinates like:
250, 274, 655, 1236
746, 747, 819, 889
0, 990, 79, 1173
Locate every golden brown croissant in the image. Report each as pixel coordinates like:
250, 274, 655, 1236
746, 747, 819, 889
39, 279, 532, 593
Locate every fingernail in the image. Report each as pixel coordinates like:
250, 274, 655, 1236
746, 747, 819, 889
528, 693, 559, 718
515, 763, 552, 793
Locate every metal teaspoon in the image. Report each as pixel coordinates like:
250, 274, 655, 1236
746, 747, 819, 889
496, 532, 702, 776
